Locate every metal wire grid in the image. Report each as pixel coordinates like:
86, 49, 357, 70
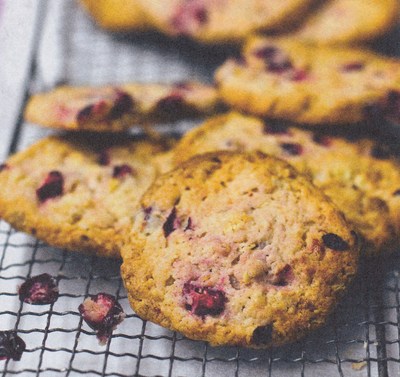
1, 0, 400, 375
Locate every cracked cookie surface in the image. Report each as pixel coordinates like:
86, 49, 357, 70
121, 151, 358, 347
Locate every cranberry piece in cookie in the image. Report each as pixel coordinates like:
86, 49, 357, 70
163, 207, 181, 237
79, 293, 125, 345
341, 62, 365, 72
112, 164, 134, 178
108, 91, 134, 120
183, 283, 226, 317
171, 0, 208, 35
280, 143, 303, 156
0, 331, 26, 361
36, 171, 64, 202
322, 233, 349, 251
18, 273, 59, 305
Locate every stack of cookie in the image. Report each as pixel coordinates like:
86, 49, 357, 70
2, 0, 400, 349
80, 0, 398, 45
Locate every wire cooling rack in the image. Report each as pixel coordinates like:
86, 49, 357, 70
2, 1, 400, 376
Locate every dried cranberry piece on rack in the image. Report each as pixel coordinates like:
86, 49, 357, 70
18, 273, 59, 305
36, 171, 64, 202
183, 283, 226, 317
0, 331, 26, 361
79, 293, 125, 345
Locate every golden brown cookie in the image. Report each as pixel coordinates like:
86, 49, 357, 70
80, 0, 148, 31
294, 0, 399, 45
121, 151, 359, 348
215, 37, 400, 125
25, 81, 221, 132
138, 0, 314, 44
0, 134, 174, 258
172, 112, 400, 256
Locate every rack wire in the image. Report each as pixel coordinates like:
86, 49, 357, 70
1, 1, 400, 376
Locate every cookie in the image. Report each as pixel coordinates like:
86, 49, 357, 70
25, 81, 221, 132
215, 37, 400, 125
80, 0, 148, 31
0, 134, 174, 258
138, 0, 314, 44
172, 112, 400, 256
294, 0, 399, 45
121, 151, 359, 348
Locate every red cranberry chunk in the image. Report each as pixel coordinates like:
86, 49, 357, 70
280, 143, 303, 156
163, 207, 181, 237
322, 233, 349, 251
108, 91, 134, 120
393, 189, 400, 196
312, 134, 332, 147
183, 283, 226, 317
291, 69, 308, 82
76, 104, 95, 123
0, 331, 26, 361
18, 273, 59, 305
341, 62, 365, 72
97, 150, 110, 166
36, 171, 64, 202
78, 293, 125, 345
251, 324, 273, 346
112, 164, 134, 178
254, 45, 293, 73
0, 163, 9, 172
171, 1, 208, 34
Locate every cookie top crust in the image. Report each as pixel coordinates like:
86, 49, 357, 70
172, 112, 400, 256
121, 151, 359, 348
138, 0, 314, 44
215, 37, 400, 125
294, 0, 400, 45
25, 81, 220, 132
0, 134, 173, 258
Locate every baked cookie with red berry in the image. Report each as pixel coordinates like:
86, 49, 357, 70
294, 0, 399, 45
25, 81, 221, 132
121, 151, 359, 348
138, 0, 314, 44
215, 37, 400, 125
80, 0, 148, 31
0, 134, 174, 258
172, 112, 400, 256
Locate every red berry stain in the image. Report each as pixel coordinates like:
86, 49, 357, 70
183, 283, 226, 317
18, 273, 59, 305
36, 171, 64, 202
